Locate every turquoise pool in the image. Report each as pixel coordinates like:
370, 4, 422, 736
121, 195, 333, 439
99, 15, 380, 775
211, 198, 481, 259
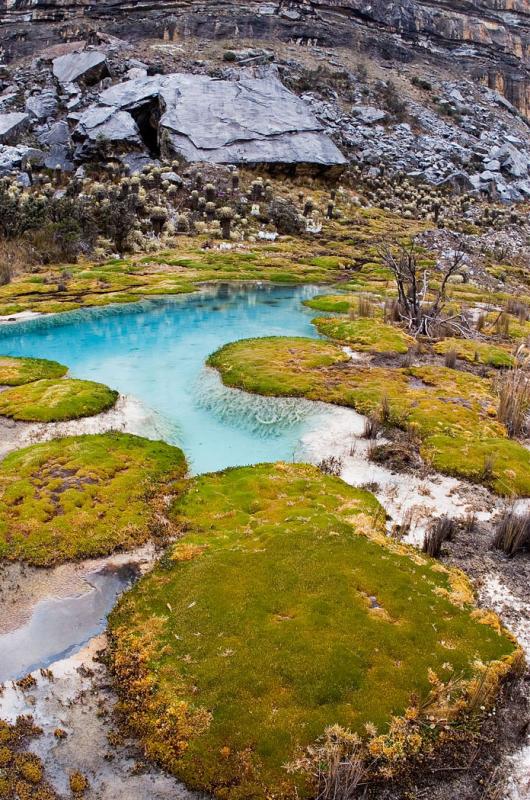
0, 283, 330, 473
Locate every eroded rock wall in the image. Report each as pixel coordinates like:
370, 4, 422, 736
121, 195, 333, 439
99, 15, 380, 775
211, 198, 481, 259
1, 0, 529, 118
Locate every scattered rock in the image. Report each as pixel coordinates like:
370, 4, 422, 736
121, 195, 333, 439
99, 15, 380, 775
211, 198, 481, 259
0, 112, 29, 144
351, 106, 388, 124
25, 89, 58, 121
72, 105, 142, 158
52, 51, 109, 86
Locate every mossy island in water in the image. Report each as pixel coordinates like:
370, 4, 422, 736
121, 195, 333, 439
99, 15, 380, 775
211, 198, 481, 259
109, 463, 519, 800
0, 432, 187, 565
0, 377, 119, 422
208, 336, 530, 497
0, 355, 68, 386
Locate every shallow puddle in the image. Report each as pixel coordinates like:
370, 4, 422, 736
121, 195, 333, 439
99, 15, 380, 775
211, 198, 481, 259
0, 564, 137, 681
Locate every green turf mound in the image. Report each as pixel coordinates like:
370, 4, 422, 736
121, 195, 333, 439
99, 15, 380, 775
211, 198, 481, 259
312, 316, 413, 353
0, 355, 67, 386
433, 337, 514, 368
208, 337, 530, 496
0, 378, 118, 422
0, 432, 187, 565
304, 293, 383, 315
109, 463, 517, 800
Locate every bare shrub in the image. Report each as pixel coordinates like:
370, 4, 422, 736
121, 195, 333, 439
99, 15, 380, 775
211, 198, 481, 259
493, 510, 530, 556
317, 456, 343, 477
0, 238, 36, 285
379, 239, 470, 337
422, 515, 457, 557
313, 726, 369, 800
268, 198, 305, 235
444, 348, 458, 369
496, 358, 530, 438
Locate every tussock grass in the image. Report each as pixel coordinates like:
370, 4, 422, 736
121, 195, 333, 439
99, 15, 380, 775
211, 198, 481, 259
493, 510, 530, 556
495, 360, 530, 438
423, 516, 457, 557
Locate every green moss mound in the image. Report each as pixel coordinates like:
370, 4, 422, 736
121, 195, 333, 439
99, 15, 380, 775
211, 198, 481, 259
304, 293, 383, 316
313, 316, 413, 354
0, 355, 67, 386
208, 337, 530, 496
433, 338, 514, 368
0, 432, 187, 565
0, 378, 118, 422
109, 463, 516, 800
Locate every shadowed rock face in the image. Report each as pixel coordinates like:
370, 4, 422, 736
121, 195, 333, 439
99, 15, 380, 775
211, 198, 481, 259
0, 0, 528, 117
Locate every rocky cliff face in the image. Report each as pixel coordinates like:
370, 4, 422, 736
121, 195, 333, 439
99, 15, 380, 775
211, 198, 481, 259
1, 0, 529, 118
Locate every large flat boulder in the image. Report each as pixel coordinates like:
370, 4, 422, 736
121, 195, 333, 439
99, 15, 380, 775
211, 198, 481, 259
98, 73, 346, 167
0, 112, 29, 144
53, 51, 109, 85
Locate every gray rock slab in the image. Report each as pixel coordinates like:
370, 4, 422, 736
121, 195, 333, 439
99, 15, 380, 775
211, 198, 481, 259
39, 121, 71, 147
99, 73, 346, 166
74, 105, 141, 144
44, 144, 74, 172
53, 51, 108, 85
25, 90, 58, 121
351, 106, 388, 124
0, 112, 29, 144
497, 143, 530, 178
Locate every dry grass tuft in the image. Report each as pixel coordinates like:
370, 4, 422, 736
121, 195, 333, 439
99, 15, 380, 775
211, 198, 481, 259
496, 355, 530, 438
423, 516, 457, 558
444, 348, 458, 369
493, 509, 530, 556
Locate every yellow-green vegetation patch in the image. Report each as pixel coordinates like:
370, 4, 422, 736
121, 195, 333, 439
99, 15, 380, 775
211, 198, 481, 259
0, 355, 67, 386
304, 293, 383, 316
433, 338, 514, 368
0, 717, 57, 799
0, 378, 118, 422
109, 463, 516, 800
208, 338, 530, 496
313, 316, 413, 354
0, 432, 187, 565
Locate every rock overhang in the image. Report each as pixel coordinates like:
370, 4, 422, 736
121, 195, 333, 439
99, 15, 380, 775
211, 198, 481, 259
90, 72, 347, 167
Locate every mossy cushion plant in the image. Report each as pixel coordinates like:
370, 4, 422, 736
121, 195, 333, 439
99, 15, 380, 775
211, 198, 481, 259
109, 463, 517, 800
208, 337, 530, 496
0, 432, 187, 565
433, 338, 514, 368
312, 316, 414, 354
0, 355, 67, 386
0, 378, 118, 422
304, 293, 384, 316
